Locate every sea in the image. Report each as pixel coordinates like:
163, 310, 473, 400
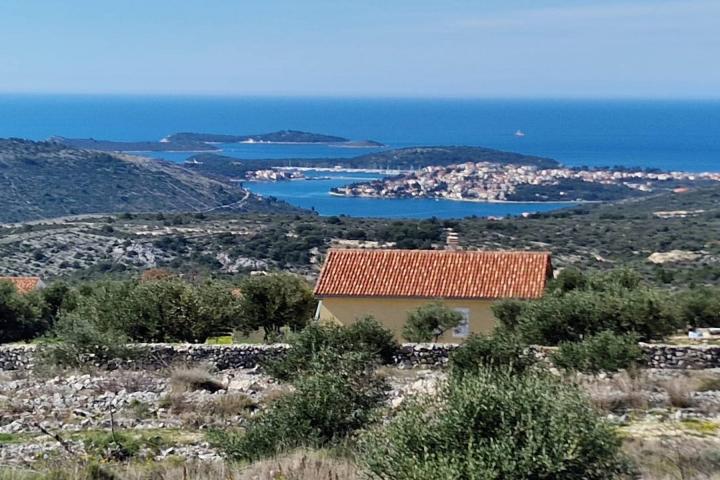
2, 95, 719, 219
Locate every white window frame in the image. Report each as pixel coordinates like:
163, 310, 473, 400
452, 307, 470, 338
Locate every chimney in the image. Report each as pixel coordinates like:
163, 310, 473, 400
445, 228, 461, 251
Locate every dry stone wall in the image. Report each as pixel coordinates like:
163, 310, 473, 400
2, 342, 720, 371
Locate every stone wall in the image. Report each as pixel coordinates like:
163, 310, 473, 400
2, 342, 720, 371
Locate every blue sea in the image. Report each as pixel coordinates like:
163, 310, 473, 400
2, 95, 719, 218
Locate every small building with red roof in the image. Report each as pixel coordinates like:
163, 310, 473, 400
0, 276, 46, 294
314, 249, 552, 341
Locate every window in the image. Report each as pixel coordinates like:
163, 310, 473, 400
452, 308, 470, 338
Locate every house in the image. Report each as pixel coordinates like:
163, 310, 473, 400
314, 249, 552, 342
0, 276, 46, 294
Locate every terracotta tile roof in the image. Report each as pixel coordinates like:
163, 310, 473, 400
315, 249, 551, 299
0, 277, 43, 294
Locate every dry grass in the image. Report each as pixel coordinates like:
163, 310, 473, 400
170, 366, 225, 393
696, 375, 720, 393
204, 393, 256, 418
624, 435, 720, 479
236, 450, 360, 480
582, 371, 650, 412
158, 392, 192, 414
0, 450, 360, 480
661, 377, 697, 409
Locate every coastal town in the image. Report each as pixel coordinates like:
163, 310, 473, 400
244, 168, 306, 182
329, 162, 720, 202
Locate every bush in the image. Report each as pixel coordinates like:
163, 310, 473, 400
263, 318, 398, 381
35, 310, 135, 369
552, 331, 642, 374
359, 368, 629, 480
449, 330, 535, 376
211, 352, 388, 461
491, 299, 527, 330
402, 301, 463, 342
344, 315, 399, 364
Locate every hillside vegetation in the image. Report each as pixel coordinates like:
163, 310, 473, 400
184, 145, 558, 180
0, 139, 296, 223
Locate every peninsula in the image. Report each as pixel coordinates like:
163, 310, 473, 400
331, 162, 720, 202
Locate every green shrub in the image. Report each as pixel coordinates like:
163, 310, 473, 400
552, 331, 642, 374
211, 352, 388, 461
344, 315, 399, 364
359, 368, 629, 480
35, 311, 134, 369
449, 330, 535, 376
491, 299, 527, 330
0, 281, 46, 343
402, 301, 463, 342
263, 318, 398, 381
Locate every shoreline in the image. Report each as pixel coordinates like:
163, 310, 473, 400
327, 191, 589, 204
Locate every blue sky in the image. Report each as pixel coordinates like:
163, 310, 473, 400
0, 0, 718, 97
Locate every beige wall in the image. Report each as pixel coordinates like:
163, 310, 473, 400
317, 296, 498, 342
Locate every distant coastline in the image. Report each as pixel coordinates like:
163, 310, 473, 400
328, 190, 588, 205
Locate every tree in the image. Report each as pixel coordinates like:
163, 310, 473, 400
403, 301, 463, 342
0, 281, 45, 343
676, 287, 720, 328
39, 281, 78, 326
236, 274, 316, 340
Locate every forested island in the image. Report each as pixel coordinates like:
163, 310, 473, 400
51, 130, 384, 152
166, 130, 384, 146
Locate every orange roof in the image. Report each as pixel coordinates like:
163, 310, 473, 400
0, 276, 43, 294
315, 249, 551, 299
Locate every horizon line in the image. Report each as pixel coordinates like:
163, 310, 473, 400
1, 91, 719, 102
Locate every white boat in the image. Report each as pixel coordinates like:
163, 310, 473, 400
514, 130, 526, 138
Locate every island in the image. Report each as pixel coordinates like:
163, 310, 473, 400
49, 130, 385, 152
331, 162, 720, 202
48, 136, 218, 152
165, 130, 385, 147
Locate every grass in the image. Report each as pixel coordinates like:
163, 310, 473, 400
0, 433, 23, 445
205, 335, 233, 345
582, 372, 649, 412
623, 434, 720, 480
0, 449, 360, 480
204, 393, 256, 418
662, 377, 696, 408
681, 419, 720, 435
696, 375, 720, 392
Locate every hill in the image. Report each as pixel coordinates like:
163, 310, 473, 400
0, 139, 298, 223
183, 146, 558, 180
166, 130, 384, 146
49, 136, 217, 152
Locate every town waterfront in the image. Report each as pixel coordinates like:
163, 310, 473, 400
2, 95, 719, 218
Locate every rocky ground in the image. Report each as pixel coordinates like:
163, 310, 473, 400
2, 366, 720, 478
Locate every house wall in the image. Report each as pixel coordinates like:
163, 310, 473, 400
317, 296, 498, 342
